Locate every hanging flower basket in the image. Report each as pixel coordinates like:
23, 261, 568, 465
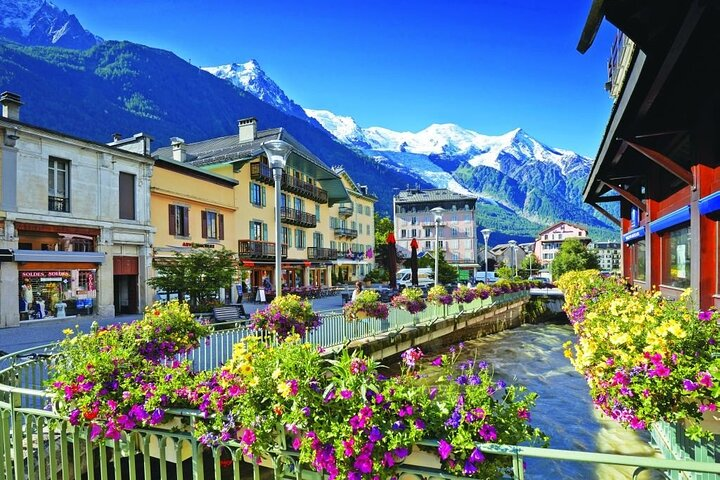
343, 290, 389, 322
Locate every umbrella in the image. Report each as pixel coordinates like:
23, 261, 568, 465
410, 238, 419, 287
387, 232, 397, 290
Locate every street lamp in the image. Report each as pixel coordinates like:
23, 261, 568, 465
262, 139, 292, 297
508, 240, 517, 278
481, 228, 491, 283
431, 207, 444, 286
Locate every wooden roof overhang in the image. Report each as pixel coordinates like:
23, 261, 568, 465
579, 0, 720, 216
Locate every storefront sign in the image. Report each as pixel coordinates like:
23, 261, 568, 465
182, 242, 216, 248
21, 271, 71, 279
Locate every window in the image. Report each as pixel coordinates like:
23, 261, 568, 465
425, 241, 431, 249
365, 206, 370, 215
250, 183, 266, 206
632, 240, 646, 282
249, 221, 266, 241
424, 228, 432, 237
202, 211, 224, 240
411, 229, 417, 238
294, 197, 304, 212
451, 227, 458, 237
313, 232, 323, 248
401, 229, 407, 238
662, 227, 690, 288
295, 229, 306, 248
330, 240, 336, 250
411, 216, 417, 225
48, 157, 70, 212
168, 205, 189, 237
119, 172, 135, 220
282, 227, 291, 247
315, 204, 321, 222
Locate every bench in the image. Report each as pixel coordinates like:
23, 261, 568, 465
212, 305, 250, 324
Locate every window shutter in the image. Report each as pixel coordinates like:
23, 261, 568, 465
261, 186, 267, 207
168, 205, 176, 235
201, 211, 208, 238
183, 207, 189, 236
218, 214, 225, 240
262, 223, 268, 242
249, 221, 254, 240
249, 182, 253, 203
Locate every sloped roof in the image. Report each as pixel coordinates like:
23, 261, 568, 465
152, 128, 350, 205
394, 188, 477, 204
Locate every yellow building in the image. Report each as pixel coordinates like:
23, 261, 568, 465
326, 167, 377, 284
152, 119, 352, 294
150, 150, 238, 300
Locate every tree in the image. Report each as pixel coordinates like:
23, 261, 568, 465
417, 251, 457, 285
496, 266, 514, 280
551, 239, 599, 280
520, 254, 541, 279
148, 248, 237, 306
373, 213, 395, 268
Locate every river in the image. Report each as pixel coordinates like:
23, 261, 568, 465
449, 322, 663, 480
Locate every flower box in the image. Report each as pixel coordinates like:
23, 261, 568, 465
146, 416, 193, 463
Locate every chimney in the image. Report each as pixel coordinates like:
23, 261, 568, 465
238, 117, 257, 143
0, 92, 23, 121
171, 137, 186, 162
112, 133, 122, 142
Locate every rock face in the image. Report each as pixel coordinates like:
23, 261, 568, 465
0, 0, 102, 49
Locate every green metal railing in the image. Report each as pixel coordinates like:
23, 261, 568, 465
2, 291, 719, 479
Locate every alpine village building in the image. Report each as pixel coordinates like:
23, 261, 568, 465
532, 222, 591, 269
579, 1, 720, 309
0, 95, 375, 328
393, 188, 478, 280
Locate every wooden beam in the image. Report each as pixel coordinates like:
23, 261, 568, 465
623, 139, 694, 187
595, 195, 623, 203
590, 202, 621, 227
577, 0, 606, 53
600, 181, 646, 212
637, 0, 705, 119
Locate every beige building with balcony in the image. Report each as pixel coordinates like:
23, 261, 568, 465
533, 222, 591, 268
393, 187, 478, 278
0, 92, 154, 327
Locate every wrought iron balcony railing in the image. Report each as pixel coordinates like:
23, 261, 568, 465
338, 204, 353, 218
333, 227, 358, 239
238, 239, 287, 259
307, 247, 339, 260
250, 163, 329, 204
281, 207, 317, 228
48, 195, 69, 213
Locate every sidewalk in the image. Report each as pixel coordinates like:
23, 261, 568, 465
0, 293, 348, 355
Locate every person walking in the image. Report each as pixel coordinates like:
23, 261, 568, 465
351, 281, 362, 301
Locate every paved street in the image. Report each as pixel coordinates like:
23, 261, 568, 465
0, 293, 349, 355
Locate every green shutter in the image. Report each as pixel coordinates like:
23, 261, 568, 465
249, 221, 254, 240
261, 186, 267, 207
263, 223, 268, 242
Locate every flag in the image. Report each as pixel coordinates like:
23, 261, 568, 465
366, 247, 374, 259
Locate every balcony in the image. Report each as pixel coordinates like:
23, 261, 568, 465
281, 207, 317, 228
238, 240, 287, 259
307, 247, 339, 261
48, 195, 69, 213
334, 227, 358, 239
250, 163, 329, 204
338, 204, 354, 218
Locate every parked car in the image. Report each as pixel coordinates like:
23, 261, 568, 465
474, 271, 499, 284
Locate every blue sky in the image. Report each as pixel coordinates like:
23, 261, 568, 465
62, 0, 616, 157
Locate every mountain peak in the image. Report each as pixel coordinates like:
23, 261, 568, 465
0, 0, 102, 49
202, 59, 308, 120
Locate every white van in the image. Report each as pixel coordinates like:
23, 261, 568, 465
474, 271, 499, 284
396, 268, 434, 288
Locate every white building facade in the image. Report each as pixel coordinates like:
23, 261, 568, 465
533, 222, 590, 269
0, 92, 154, 327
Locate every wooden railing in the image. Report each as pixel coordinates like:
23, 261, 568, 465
281, 206, 317, 228
250, 162, 329, 204
237, 239, 287, 259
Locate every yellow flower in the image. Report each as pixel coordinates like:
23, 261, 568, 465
610, 332, 630, 346
277, 381, 291, 398
666, 320, 686, 338
62, 328, 73, 336
248, 376, 259, 387
239, 363, 254, 376
272, 368, 282, 380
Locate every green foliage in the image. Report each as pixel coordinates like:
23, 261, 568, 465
551, 238, 599, 280
343, 290, 389, 321
417, 250, 457, 284
496, 266, 514, 280
363, 267, 389, 283
519, 254, 541, 279
147, 248, 237, 306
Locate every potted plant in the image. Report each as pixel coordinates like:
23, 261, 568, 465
558, 270, 720, 440
47, 301, 209, 441
250, 294, 322, 340
391, 287, 427, 314
343, 290, 389, 321
452, 284, 477, 305
427, 285, 453, 306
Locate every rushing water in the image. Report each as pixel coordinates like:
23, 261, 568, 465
447, 322, 663, 480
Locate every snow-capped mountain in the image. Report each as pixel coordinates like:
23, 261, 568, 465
202, 60, 309, 120
0, 0, 102, 49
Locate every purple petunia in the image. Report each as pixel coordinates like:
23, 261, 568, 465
438, 439, 453, 460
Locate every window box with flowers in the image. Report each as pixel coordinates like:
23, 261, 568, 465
391, 287, 427, 324
343, 290, 389, 322
250, 294, 322, 340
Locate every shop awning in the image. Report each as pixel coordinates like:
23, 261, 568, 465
0, 249, 12, 262
241, 260, 255, 267
13, 250, 106, 263
649, 206, 690, 234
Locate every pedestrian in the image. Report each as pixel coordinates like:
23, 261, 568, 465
263, 275, 272, 291
351, 281, 362, 301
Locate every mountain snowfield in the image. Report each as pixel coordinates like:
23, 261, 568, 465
0, 0, 102, 49
203, 58, 613, 239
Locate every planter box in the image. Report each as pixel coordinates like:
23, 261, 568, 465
652, 421, 719, 480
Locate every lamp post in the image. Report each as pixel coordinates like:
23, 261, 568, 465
262, 139, 292, 298
431, 207, 444, 286
508, 240, 517, 278
481, 228, 491, 283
